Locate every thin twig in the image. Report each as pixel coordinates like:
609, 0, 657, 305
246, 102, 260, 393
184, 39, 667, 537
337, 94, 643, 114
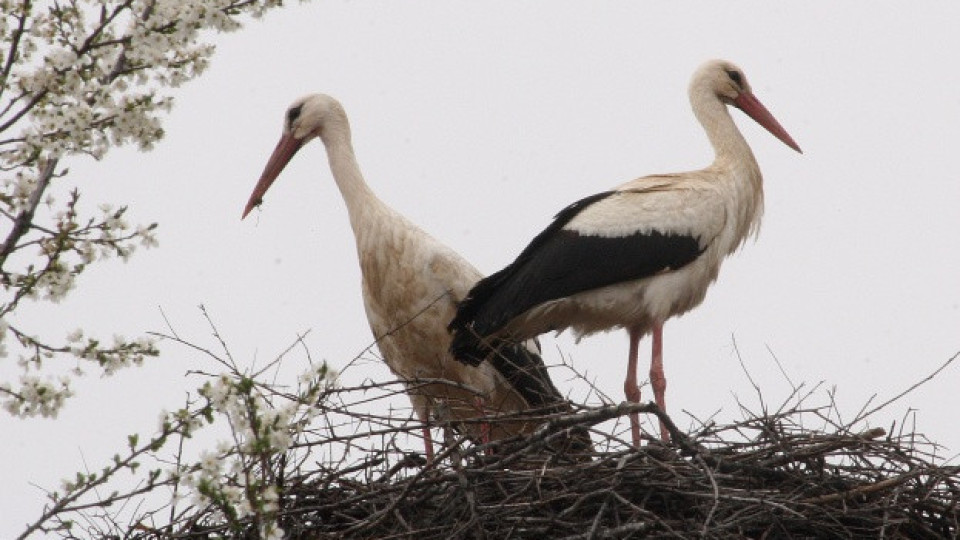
856, 351, 960, 423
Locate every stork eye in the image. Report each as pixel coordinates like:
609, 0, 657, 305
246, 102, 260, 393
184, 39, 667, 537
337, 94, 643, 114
286, 104, 304, 126
725, 70, 743, 87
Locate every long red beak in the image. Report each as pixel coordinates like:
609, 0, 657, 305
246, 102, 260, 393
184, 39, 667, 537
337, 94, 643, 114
242, 133, 305, 219
733, 92, 802, 154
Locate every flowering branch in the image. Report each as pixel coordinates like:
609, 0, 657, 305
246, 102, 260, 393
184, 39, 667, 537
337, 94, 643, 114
17, 313, 337, 540
0, 0, 300, 418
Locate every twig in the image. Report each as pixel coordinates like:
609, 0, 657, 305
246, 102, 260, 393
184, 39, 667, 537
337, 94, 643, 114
856, 351, 960, 423
802, 469, 925, 505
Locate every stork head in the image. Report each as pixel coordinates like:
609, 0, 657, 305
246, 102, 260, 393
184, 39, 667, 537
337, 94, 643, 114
242, 93, 348, 219
690, 59, 802, 153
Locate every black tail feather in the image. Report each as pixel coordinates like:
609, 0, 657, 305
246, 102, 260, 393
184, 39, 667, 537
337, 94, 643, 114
488, 340, 596, 457
448, 325, 487, 367
451, 316, 596, 457
450, 328, 566, 412
485, 339, 564, 410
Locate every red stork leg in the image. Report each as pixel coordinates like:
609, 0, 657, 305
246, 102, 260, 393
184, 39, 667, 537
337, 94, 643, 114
473, 397, 492, 453
650, 323, 670, 442
624, 326, 643, 447
422, 427, 436, 461
415, 409, 436, 462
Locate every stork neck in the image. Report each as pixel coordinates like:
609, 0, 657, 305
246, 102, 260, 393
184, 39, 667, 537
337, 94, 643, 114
693, 94, 765, 242
320, 124, 386, 229
695, 97, 758, 170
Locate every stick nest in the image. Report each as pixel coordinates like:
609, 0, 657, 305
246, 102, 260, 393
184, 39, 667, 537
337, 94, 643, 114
172, 396, 960, 539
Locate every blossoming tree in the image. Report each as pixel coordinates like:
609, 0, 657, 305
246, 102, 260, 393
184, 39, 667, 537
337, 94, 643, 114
1, 2, 342, 539
0, 0, 291, 416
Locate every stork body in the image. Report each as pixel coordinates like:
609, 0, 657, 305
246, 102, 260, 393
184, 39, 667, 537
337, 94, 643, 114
243, 95, 579, 460
449, 60, 801, 445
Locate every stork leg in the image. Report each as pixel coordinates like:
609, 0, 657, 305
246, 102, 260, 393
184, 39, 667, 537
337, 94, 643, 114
415, 409, 436, 462
650, 323, 670, 442
473, 397, 493, 454
422, 427, 436, 461
624, 326, 643, 447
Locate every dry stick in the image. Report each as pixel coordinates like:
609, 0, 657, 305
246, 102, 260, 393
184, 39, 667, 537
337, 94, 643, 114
879, 480, 909, 540
688, 491, 809, 519
765, 343, 798, 392
253, 329, 313, 384
697, 454, 721, 536
476, 401, 690, 469
158, 305, 182, 341
559, 521, 655, 540
855, 351, 960, 424
149, 330, 228, 368
584, 495, 609, 540
801, 469, 927, 505
167, 394, 193, 533
732, 335, 765, 414
366, 290, 452, 347
336, 435, 470, 536
324, 377, 485, 400
756, 427, 887, 469
453, 465, 481, 536
198, 304, 240, 371
288, 379, 497, 454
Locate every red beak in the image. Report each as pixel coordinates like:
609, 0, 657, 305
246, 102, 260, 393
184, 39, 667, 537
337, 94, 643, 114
242, 133, 305, 219
733, 92, 802, 154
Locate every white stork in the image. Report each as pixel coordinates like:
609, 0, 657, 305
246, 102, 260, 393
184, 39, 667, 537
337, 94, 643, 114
449, 59, 801, 446
242, 94, 585, 461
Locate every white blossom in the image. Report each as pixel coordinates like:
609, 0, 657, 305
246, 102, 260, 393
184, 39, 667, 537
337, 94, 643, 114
65, 328, 84, 343
4, 374, 74, 418
200, 374, 234, 408
138, 224, 160, 248
198, 450, 222, 476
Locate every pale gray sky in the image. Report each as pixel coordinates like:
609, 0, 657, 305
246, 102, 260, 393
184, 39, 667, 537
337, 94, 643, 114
4, 3, 960, 534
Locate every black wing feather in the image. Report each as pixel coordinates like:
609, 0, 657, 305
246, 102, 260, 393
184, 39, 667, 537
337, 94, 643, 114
450, 192, 614, 332
449, 192, 613, 364
450, 190, 703, 364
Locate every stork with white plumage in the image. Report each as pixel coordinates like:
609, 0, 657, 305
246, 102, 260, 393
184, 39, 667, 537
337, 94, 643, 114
449, 59, 802, 446
242, 94, 588, 461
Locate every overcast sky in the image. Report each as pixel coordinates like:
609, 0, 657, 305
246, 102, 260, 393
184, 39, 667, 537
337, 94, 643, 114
4, 2, 960, 534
